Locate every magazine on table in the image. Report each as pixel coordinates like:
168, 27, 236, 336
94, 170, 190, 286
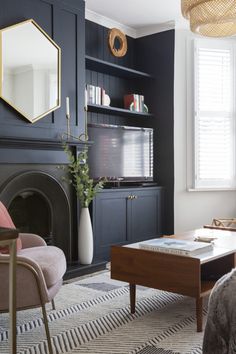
139, 237, 213, 256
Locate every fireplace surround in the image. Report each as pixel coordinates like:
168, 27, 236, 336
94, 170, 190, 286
0, 137, 107, 278
0, 137, 83, 263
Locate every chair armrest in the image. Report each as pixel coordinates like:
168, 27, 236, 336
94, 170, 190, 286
0, 254, 49, 309
19, 233, 47, 248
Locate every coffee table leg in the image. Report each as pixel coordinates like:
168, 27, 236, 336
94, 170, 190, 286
130, 284, 136, 314
196, 297, 203, 332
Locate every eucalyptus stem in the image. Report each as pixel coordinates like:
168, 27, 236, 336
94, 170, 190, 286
62, 142, 106, 207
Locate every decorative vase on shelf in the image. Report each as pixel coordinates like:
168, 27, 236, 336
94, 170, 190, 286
78, 207, 93, 265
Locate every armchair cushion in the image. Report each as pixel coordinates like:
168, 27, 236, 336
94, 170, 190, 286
18, 245, 66, 287
0, 201, 22, 253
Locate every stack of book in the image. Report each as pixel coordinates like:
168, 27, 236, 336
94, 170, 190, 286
139, 238, 213, 256
124, 94, 145, 112
86, 84, 106, 105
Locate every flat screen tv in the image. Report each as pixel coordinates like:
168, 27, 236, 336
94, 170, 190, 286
88, 123, 153, 182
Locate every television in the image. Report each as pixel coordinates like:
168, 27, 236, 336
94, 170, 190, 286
88, 123, 153, 183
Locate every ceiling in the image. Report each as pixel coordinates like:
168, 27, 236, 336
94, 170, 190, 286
85, 0, 187, 31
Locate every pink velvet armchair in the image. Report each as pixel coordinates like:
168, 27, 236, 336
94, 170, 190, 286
0, 201, 67, 354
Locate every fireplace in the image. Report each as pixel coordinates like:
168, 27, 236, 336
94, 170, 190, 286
0, 137, 107, 278
0, 169, 72, 260
0, 138, 78, 262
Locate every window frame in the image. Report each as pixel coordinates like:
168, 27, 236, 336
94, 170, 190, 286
189, 38, 236, 191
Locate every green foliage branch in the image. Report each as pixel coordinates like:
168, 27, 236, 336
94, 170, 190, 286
62, 143, 106, 208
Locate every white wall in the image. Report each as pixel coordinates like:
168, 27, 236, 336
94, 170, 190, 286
174, 29, 236, 232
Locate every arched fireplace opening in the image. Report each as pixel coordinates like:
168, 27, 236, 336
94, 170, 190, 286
0, 170, 72, 260
9, 190, 53, 244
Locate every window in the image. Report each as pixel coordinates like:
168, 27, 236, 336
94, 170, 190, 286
193, 39, 236, 189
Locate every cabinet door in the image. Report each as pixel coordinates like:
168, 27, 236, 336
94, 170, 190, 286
93, 191, 129, 260
128, 189, 162, 243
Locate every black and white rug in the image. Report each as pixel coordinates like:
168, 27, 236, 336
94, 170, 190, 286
0, 271, 206, 354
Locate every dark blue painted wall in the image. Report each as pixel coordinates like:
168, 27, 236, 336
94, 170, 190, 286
0, 0, 85, 140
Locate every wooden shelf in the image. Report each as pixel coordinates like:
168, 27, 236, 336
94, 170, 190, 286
86, 55, 153, 79
87, 104, 154, 118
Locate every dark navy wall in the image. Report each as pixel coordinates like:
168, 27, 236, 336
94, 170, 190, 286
0, 3, 175, 234
86, 20, 175, 234
0, 0, 85, 140
136, 31, 175, 234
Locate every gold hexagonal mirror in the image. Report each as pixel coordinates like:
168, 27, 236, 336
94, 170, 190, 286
0, 19, 61, 123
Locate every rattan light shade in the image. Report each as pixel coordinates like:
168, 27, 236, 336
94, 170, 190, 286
181, 0, 236, 37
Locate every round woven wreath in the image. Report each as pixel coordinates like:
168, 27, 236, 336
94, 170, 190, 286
108, 28, 127, 57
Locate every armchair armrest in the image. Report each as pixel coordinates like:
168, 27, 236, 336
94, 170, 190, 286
0, 254, 49, 309
19, 233, 46, 248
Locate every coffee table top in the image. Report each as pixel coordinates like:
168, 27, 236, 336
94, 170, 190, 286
125, 228, 236, 264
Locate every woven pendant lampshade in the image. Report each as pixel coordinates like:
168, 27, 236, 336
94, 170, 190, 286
182, 0, 236, 37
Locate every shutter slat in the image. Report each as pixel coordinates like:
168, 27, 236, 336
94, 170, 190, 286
194, 42, 235, 187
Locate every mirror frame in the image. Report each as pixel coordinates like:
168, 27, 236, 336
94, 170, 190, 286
0, 19, 61, 123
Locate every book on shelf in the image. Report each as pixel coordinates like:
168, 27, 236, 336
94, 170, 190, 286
139, 237, 213, 256
86, 84, 106, 106
95, 86, 101, 105
124, 94, 136, 110
86, 84, 96, 104
124, 93, 145, 112
139, 95, 144, 112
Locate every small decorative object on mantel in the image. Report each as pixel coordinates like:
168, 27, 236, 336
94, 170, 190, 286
62, 143, 106, 264
108, 28, 127, 57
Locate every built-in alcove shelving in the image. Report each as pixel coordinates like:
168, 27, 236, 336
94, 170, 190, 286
86, 19, 175, 237
86, 55, 155, 118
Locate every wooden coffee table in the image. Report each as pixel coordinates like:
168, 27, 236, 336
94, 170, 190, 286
111, 228, 236, 332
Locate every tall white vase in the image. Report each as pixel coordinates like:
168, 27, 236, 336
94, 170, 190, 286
78, 207, 93, 265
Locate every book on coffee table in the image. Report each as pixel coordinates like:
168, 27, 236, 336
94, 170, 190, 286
139, 238, 213, 256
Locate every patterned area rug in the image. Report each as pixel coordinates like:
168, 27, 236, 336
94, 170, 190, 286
0, 271, 206, 354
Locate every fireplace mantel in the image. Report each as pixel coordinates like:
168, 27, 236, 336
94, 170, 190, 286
0, 136, 92, 150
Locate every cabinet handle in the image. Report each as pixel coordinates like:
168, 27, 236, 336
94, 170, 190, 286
127, 195, 138, 200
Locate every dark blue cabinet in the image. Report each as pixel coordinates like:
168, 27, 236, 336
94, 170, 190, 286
92, 187, 163, 260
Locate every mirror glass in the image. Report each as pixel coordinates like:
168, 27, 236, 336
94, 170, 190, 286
0, 20, 61, 123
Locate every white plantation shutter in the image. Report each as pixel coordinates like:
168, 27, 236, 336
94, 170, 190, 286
194, 40, 236, 189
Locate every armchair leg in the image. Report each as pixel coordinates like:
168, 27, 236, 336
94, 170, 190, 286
51, 299, 56, 311
41, 303, 53, 354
